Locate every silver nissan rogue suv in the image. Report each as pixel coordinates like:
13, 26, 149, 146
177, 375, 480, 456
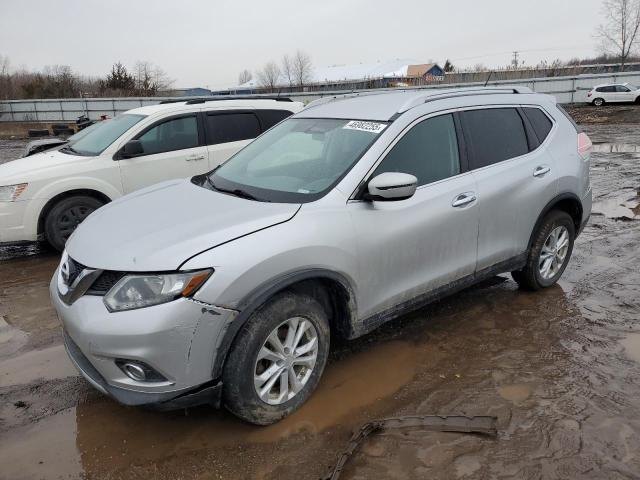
51, 87, 592, 424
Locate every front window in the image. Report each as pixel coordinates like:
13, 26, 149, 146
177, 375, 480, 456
62, 114, 145, 157
206, 118, 387, 202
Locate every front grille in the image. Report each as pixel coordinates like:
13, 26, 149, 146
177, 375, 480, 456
67, 257, 87, 285
87, 270, 126, 295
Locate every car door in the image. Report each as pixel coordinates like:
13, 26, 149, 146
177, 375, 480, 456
615, 84, 635, 102
348, 113, 479, 320
117, 113, 208, 194
460, 106, 558, 271
204, 110, 262, 169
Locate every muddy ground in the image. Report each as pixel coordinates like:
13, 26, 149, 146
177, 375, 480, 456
1, 107, 640, 479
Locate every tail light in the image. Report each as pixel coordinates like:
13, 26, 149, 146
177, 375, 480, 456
578, 132, 592, 159
587, 91, 592, 97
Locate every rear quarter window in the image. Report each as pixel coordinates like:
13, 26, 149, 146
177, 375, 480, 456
522, 107, 553, 143
205, 112, 261, 145
257, 110, 294, 131
461, 108, 529, 169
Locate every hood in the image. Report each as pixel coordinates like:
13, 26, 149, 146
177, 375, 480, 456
0, 149, 87, 185
66, 178, 300, 271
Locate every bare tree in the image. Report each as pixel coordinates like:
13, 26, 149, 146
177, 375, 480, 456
133, 61, 174, 96
596, 0, 640, 70
0, 54, 11, 99
238, 69, 252, 84
281, 54, 294, 87
257, 61, 281, 92
292, 50, 313, 88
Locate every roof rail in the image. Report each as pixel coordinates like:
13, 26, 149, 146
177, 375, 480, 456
304, 90, 395, 111
159, 95, 293, 105
395, 86, 534, 115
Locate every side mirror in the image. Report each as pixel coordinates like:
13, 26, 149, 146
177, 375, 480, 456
365, 172, 417, 201
120, 140, 144, 159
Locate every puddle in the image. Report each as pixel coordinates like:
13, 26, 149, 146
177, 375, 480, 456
0, 408, 82, 480
0, 338, 428, 479
592, 193, 640, 221
592, 143, 640, 153
497, 384, 531, 403
454, 454, 482, 477
621, 333, 640, 363
0, 316, 28, 357
0, 344, 77, 387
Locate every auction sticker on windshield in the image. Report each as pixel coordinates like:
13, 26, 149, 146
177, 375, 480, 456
343, 121, 387, 133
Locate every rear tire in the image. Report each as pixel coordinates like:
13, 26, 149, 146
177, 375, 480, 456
222, 291, 330, 425
44, 195, 104, 252
511, 210, 575, 291
593, 98, 605, 107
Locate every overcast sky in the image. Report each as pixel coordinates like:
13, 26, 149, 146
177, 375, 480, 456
1, 0, 605, 89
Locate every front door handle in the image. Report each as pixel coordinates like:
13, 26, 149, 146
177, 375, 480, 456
452, 192, 477, 208
533, 165, 551, 177
186, 154, 206, 162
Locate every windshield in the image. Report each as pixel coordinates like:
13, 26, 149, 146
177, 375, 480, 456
67, 120, 103, 143
208, 118, 387, 202
62, 114, 145, 156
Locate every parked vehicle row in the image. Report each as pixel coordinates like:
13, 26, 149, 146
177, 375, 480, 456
48, 87, 592, 424
0, 97, 303, 250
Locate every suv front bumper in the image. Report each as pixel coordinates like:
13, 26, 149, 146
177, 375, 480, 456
0, 200, 33, 243
50, 270, 237, 408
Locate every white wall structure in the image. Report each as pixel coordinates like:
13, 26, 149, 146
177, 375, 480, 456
2, 71, 640, 122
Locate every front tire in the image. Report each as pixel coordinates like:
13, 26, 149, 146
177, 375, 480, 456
222, 291, 330, 425
511, 210, 575, 291
44, 195, 104, 252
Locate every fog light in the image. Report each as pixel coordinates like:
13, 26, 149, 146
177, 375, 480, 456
122, 362, 146, 381
115, 359, 167, 382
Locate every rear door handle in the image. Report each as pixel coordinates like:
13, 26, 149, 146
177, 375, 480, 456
533, 165, 551, 177
186, 154, 206, 162
452, 192, 477, 208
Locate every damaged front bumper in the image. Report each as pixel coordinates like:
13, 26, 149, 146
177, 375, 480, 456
50, 273, 237, 408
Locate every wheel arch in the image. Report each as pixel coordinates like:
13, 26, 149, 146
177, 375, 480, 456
37, 189, 112, 237
212, 269, 357, 379
527, 193, 582, 251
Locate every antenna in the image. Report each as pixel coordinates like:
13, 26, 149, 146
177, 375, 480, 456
484, 71, 494, 87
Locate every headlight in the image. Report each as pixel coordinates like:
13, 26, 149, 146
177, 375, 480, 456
0, 183, 28, 202
103, 269, 212, 312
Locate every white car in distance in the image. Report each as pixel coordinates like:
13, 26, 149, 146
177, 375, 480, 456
0, 97, 303, 251
586, 83, 640, 106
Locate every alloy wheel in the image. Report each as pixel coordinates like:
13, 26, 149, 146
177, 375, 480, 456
253, 317, 319, 405
538, 225, 570, 280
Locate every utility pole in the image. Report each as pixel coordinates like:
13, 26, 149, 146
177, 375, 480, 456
512, 51, 520, 70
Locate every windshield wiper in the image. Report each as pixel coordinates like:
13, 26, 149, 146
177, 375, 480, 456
212, 183, 266, 202
60, 145, 81, 155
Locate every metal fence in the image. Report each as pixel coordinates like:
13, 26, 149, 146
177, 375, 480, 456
2, 70, 640, 122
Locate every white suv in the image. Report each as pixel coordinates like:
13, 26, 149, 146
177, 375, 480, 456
0, 97, 303, 250
586, 83, 640, 106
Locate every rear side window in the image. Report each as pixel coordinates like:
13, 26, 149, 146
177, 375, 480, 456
523, 107, 553, 143
372, 113, 460, 186
206, 112, 261, 145
461, 108, 529, 168
257, 110, 294, 131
